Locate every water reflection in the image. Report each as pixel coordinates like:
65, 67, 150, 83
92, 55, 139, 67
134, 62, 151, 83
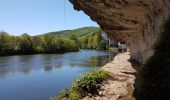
0, 50, 114, 77
0, 49, 114, 100
82, 55, 113, 67
44, 66, 53, 72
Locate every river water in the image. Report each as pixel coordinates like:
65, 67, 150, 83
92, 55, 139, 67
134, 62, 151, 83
0, 49, 114, 100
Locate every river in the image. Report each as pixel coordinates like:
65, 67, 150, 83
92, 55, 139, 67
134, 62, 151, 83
0, 49, 114, 100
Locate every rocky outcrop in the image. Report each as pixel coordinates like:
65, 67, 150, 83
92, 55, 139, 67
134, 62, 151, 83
70, 0, 170, 63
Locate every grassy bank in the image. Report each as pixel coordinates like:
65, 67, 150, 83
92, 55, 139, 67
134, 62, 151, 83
134, 17, 170, 100
51, 70, 108, 100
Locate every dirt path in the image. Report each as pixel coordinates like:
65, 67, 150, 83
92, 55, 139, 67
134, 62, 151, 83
83, 52, 136, 100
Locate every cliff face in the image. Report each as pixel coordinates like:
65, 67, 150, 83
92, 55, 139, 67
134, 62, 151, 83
70, 0, 170, 63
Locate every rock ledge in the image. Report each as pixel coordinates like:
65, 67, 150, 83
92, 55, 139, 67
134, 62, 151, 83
83, 52, 136, 100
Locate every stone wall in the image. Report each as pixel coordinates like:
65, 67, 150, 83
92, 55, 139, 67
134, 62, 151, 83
70, 0, 170, 63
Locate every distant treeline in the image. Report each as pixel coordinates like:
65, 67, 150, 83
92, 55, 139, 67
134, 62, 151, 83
0, 30, 117, 56
0, 32, 79, 56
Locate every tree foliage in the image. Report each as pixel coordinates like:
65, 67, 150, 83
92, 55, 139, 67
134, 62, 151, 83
0, 33, 79, 56
0, 28, 117, 56
18, 33, 35, 54
0, 32, 16, 55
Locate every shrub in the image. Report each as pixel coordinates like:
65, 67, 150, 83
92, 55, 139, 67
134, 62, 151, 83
51, 89, 81, 100
52, 89, 70, 100
68, 91, 81, 100
52, 70, 108, 100
71, 70, 107, 97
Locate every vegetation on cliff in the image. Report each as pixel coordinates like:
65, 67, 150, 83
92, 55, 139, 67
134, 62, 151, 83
51, 70, 108, 100
134, 17, 170, 100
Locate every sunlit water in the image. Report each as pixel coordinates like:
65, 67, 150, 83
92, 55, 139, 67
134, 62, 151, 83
0, 49, 114, 100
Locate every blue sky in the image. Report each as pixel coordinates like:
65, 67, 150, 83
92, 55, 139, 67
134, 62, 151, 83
0, 0, 98, 36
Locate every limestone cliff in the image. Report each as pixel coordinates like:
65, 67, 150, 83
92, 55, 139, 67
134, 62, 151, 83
70, 0, 170, 63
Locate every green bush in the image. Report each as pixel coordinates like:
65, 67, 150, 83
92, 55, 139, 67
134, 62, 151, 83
52, 70, 108, 100
52, 90, 69, 100
71, 70, 107, 97
51, 89, 81, 100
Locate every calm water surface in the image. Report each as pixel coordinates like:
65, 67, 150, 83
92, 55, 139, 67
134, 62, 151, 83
0, 49, 114, 100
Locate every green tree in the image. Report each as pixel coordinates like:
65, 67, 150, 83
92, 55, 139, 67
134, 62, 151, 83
40, 35, 54, 53
79, 36, 88, 48
51, 36, 63, 52
69, 34, 80, 47
87, 36, 93, 49
93, 32, 101, 49
0, 32, 16, 55
69, 34, 78, 41
0, 32, 8, 55
18, 33, 35, 54
62, 38, 79, 52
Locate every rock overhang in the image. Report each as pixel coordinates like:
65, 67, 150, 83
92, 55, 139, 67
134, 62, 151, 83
70, 0, 170, 63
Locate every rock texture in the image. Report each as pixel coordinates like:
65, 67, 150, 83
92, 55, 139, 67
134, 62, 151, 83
70, 0, 170, 63
82, 52, 136, 100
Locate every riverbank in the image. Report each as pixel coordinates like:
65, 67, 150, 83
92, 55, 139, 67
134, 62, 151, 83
83, 52, 137, 100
